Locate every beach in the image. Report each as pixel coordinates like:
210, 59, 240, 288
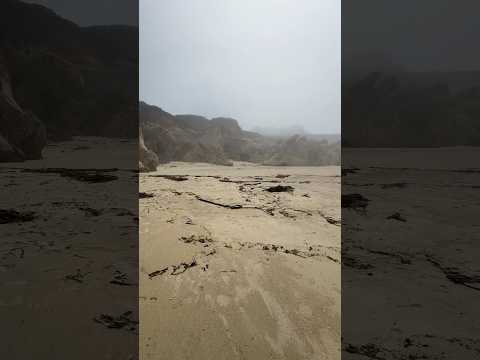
140, 162, 341, 360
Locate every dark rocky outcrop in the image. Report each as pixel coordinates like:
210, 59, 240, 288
140, 102, 340, 167
343, 70, 480, 147
140, 102, 233, 166
0, 0, 137, 162
0, 54, 46, 161
139, 128, 159, 172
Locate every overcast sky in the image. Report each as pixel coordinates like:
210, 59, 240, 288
343, 0, 480, 72
140, 0, 340, 134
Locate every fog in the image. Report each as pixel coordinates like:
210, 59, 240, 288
343, 0, 480, 72
140, 0, 340, 134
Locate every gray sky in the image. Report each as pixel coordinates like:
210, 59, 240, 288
140, 0, 340, 134
343, 0, 480, 72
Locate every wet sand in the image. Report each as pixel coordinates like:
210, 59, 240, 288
140, 162, 341, 360
0, 137, 138, 359
342, 147, 480, 359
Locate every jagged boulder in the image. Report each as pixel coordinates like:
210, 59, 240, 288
139, 128, 159, 172
0, 134, 21, 162
0, 56, 46, 162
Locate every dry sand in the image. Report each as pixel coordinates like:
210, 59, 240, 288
140, 162, 341, 360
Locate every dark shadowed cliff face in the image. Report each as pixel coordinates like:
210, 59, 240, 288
342, 70, 480, 147
0, 0, 138, 162
0, 53, 46, 161
140, 102, 340, 167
